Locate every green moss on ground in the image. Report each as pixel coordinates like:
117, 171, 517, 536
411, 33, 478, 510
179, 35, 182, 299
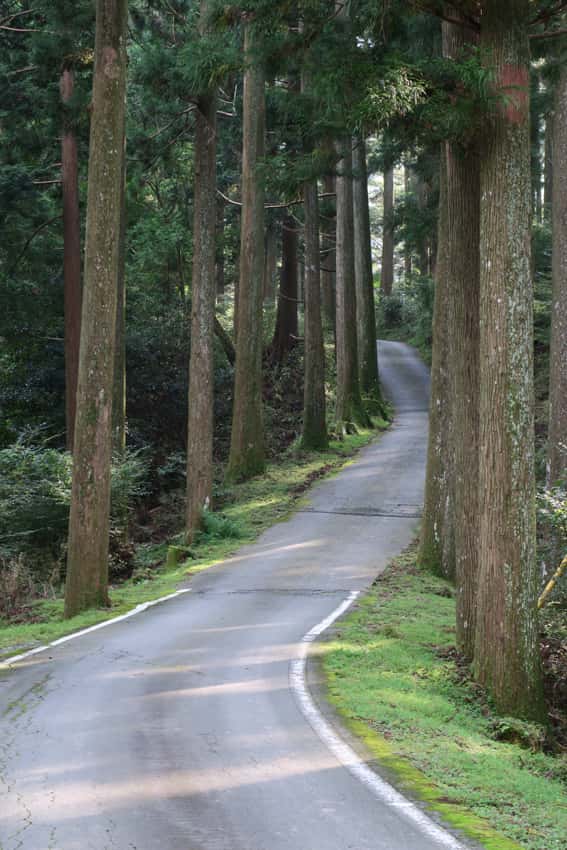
0, 424, 387, 661
322, 551, 567, 850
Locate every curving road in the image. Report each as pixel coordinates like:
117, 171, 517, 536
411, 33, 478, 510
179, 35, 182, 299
0, 342, 466, 850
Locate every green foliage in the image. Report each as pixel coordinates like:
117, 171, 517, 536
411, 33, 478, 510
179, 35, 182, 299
195, 511, 244, 543
377, 277, 434, 361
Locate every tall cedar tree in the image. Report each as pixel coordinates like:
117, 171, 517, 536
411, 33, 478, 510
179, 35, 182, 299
419, 145, 455, 579
473, 0, 544, 720
271, 215, 298, 363
443, 13, 481, 661
65, 0, 128, 617
301, 60, 327, 450
380, 165, 394, 295
60, 66, 82, 453
353, 136, 383, 412
548, 64, 567, 488
186, 0, 218, 537
112, 144, 127, 453
226, 18, 266, 481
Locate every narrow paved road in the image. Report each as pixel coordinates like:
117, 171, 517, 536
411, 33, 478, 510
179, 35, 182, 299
0, 342, 463, 850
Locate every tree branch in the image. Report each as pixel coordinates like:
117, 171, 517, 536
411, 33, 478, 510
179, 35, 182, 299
9, 216, 61, 275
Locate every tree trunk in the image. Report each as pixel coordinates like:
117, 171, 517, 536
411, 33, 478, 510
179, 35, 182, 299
226, 21, 265, 481
404, 164, 412, 282
353, 137, 383, 413
443, 13, 481, 660
381, 165, 394, 295
335, 137, 369, 432
216, 196, 225, 298
271, 215, 298, 363
263, 219, 277, 302
60, 67, 82, 454
545, 108, 554, 222
321, 174, 336, 339
474, 3, 544, 720
65, 0, 128, 618
419, 146, 454, 580
186, 1, 217, 539
112, 139, 127, 454
548, 64, 567, 488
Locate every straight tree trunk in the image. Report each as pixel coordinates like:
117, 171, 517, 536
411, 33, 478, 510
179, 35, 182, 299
548, 65, 567, 488
60, 67, 82, 453
545, 108, 554, 222
65, 0, 128, 618
443, 13, 481, 660
263, 219, 277, 303
216, 196, 225, 298
321, 173, 336, 339
404, 164, 413, 282
335, 137, 369, 432
381, 165, 394, 295
353, 136, 383, 413
112, 139, 127, 454
271, 215, 298, 363
419, 146, 454, 580
474, 2, 544, 720
226, 21, 265, 481
186, 0, 217, 539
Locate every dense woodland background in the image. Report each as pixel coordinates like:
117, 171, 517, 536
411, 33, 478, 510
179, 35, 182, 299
0, 0, 566, 740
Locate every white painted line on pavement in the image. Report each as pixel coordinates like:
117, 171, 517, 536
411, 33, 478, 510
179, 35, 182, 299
289, 591, 466, 850
0, 588, 191, 668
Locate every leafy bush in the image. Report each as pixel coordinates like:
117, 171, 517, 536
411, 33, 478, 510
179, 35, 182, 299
195, 511, 244, 543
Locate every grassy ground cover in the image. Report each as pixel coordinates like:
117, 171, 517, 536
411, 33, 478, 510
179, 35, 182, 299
321, 550, 567, 850
0, 423, 386, 661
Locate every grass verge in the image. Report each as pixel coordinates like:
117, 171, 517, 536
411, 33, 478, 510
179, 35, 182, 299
321, 549, 566, 850
0, 423, 387, 661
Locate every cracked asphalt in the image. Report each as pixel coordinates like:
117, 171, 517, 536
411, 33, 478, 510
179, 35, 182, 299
0, 341, 459, 850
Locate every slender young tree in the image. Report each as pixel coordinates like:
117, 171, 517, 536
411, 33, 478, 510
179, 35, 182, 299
353, 136, 383, 413
548, 63, 567, 489
335, 137, 369, 432
226, 18, 266, 481
271, 215, 298, 363
474, 1, 544, 720
321, 173, 337, 338
113, 140, 127, 454
186, 0, 218, 537
65, 0, 128, 618
60, 65, 82, 453
380, 164, 394, 295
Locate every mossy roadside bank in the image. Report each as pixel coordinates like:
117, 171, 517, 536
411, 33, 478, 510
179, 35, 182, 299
319, 550, 566, 850
0, 421, 388, 662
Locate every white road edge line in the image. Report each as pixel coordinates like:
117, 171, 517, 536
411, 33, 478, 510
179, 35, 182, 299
289, 590, 466, 850
0, 588, 191, 668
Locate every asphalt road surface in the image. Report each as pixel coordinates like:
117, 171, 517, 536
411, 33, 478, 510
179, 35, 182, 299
0, 341, 468, 850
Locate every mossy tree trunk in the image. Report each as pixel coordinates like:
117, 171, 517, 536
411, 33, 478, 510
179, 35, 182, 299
186, 0, 217, 539
226, 20, 265, 482
353, 136, 383, 414
335, 137, 369, 433
548, 64, 567, 490
65, 0, 128, 618
271, 215, 298, 364
60, 67, 82, 454
443, 12, 481, 660
380, 165, 394, 295
473, 1, 544, 720
419, 146, 455, 580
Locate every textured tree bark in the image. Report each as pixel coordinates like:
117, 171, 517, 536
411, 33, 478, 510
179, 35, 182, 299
186, 0, 217, 539
353, 137, 383, 414
381, 165, 394, 295
226, 20, 265, 481
403, 164, 412, 282
65, 0, 128, 618
271, 215, 298, 364
548, 65, 567, 488
321, 173, 336, 340
335, 138, 369, 433
545, 107, 554, 222
443, 13, 481, 660
419, 146, 454, 580
60, 67, 82, 454
474, 2, 544, 720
